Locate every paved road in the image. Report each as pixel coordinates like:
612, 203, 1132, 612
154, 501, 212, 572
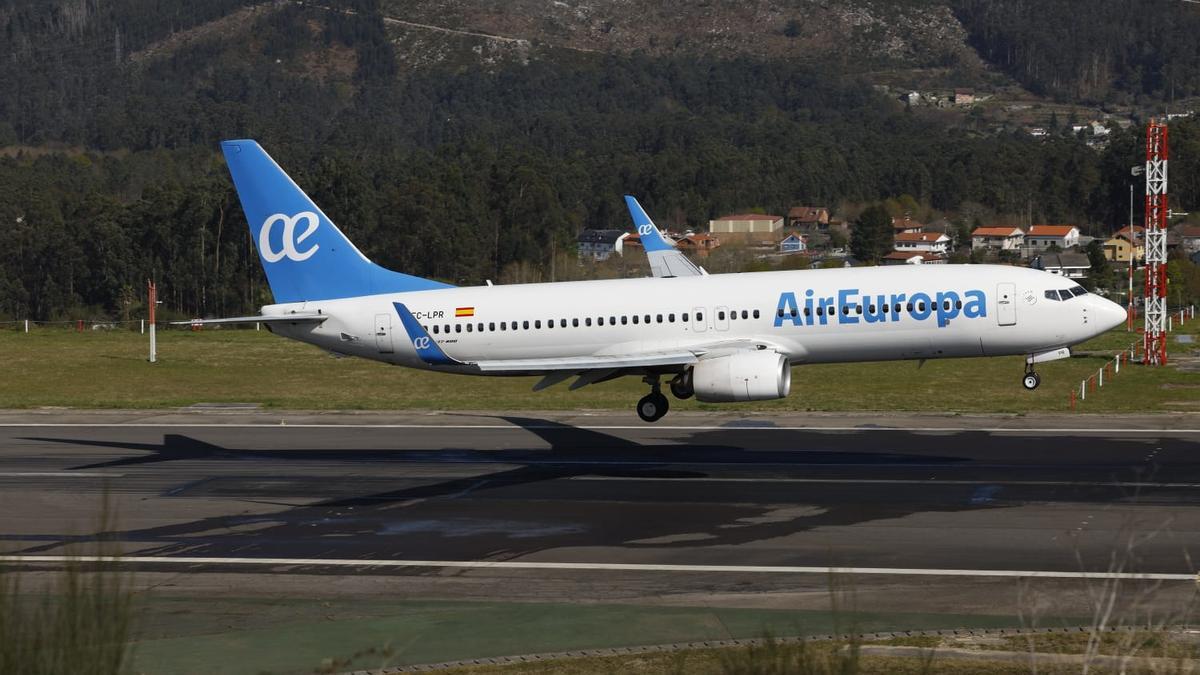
1, 410, 1196, 581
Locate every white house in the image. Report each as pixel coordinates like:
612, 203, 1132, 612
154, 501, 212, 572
883, 251, 946, 265
1025, 225, 1080, 251
894, 231, 950, 255
971, 226, 1025, 251
576, 229, 629, 261
1031, 252, 1091, 279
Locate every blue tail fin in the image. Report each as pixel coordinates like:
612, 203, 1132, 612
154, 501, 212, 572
623, 195, 674, 252
221, 139, 453, 303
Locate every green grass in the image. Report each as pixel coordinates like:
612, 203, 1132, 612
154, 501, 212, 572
1, 322, 1196, 413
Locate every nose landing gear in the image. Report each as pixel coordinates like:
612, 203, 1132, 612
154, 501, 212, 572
1022, 362, 1041, 390
636, 375, 670, 423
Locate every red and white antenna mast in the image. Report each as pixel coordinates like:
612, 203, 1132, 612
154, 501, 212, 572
1143, 120, 1169, 365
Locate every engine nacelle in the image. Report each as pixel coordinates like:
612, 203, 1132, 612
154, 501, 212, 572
692, 350, 791, 403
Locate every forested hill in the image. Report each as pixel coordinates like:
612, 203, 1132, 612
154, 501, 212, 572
953, 0, 1200, 104
1, 0, 1199, 321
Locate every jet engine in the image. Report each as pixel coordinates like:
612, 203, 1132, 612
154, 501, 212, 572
691, 350, 791, 403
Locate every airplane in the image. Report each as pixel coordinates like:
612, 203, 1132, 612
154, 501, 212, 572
194, 140, 1128, 422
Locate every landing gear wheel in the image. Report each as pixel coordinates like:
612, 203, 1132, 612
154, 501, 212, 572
637, 392, 670, 423
1022, 372, 1041, 390
669, 371, 694, 400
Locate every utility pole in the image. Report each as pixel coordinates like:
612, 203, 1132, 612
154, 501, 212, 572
148, 280, 158, 363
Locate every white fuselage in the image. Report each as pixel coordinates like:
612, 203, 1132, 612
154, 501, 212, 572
265, 264, 1126, 375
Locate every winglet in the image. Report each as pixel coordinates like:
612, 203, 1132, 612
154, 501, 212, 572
393, 303, 465, 366
623, 196, 674, 252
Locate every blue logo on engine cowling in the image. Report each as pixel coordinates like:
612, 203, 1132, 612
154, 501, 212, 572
774, 288, 987, 329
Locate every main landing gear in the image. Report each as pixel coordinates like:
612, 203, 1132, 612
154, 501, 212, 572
1022, 361, 1041, 390
637, 376, 669, 423
637, 371, 695, 422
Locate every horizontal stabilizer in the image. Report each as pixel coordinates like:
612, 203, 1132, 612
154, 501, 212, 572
170, 313, 327, 326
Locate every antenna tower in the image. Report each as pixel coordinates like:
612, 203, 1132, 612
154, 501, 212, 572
1143, 120, 1169, 365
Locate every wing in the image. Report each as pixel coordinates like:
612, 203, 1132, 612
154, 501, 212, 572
393, 302, 700, 389
624, 195, 705, 278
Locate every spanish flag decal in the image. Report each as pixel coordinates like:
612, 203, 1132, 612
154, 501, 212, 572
455, 307, 475, 317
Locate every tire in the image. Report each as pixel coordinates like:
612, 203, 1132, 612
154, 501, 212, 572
669, 372, 694, 400
1022, 373, 1040, 390
637, 393, 670, 422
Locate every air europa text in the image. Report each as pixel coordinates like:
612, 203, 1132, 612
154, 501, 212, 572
774, 289, 987, 328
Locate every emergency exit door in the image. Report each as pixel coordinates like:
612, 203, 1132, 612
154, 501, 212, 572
996, 283, 1016, 326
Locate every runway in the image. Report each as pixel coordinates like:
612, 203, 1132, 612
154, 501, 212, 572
1, 410, 1197, 583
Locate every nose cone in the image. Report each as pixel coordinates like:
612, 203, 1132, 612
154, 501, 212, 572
1094, 296, 1127, 332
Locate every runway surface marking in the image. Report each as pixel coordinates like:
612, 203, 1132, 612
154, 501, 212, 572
570, 476, 1200, 488
1, 424, 1198, 433
0, 555, 1194, 581
0, 472, 124, 478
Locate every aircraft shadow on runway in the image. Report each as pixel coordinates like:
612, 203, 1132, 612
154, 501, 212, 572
13, 419, 1195, 565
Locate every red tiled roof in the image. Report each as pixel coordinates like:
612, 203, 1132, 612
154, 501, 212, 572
972, 226, 1024, 237
1179, 225, 1200, 238
1028, 225, 1078, 236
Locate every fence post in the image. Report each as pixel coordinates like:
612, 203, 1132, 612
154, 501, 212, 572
255, 322, 260, 332
1114, 355, 1120, 374
1081, 380, 1086, 401
140, 319, 144, 335
24, 319, 28, 333
1098, 368, 1104, 387
148, 280, 157, 364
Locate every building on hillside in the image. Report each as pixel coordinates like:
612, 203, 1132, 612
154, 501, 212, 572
576, 229, 628, 261
786, 206, 830, 230
954, 89, 975, 106
971, 226, 1025, 251
1030, 252, 1091, 279
891, 216, 924, 234
779, 233, 807, 253
1178, 225, 1200, 254
1102, 225, 1144, 262
1025, 225, 1080, 253
894, 231, 950, 255
676, 233, 721, 257
883, 251, 945, 265
708, 213, 784, 234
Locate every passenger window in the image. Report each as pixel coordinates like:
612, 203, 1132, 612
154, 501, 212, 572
803, 308, 811, 316
1045, 290, 1060, 301
477, 322, 484, 332
753, 309, 760, 319
455, 324, 462, 333
718, 311, 726, 320
622, 316, 628, 325
669, 313, 676, 322
610, 316, 616, 324
502, 322, 508, 331
597, 317, 604, 326
741, 310, 748, 319
489, 322, 495, 331
868, 305, 876, 313
697, 312, 703, 321
656, 314, 663, 323
943, 300, 950, 310
535, 320, 541, 329
955, 301, 962, 310
894, 304, 902, 313
523, 320, 530, 329
855, 305, 863, 315
445, 324, 450, 333
918, 302, 925, 312
683, 313, 689, 323
432, 325, 439, 334
633, 315, 639, 324
777, 308, 785, 318
644, 314, 651, 323
467, 324, 473, 332
572, 318, 579, 327
841, 306, 849, 315
560, 319, 567, 328
906, 303, 913, 312
585, 318, 592, 327
816, 307, 824, 316
790, 308, 798, 318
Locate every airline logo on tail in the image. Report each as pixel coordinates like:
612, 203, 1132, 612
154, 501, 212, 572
259, 212, 321, 263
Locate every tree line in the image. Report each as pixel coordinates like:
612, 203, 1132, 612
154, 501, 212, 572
2, 1, 1200, 320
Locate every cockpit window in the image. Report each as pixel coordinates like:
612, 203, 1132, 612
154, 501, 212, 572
1071, 286, 1087, 297
1058, 289, 1074, 301
1044, 290, 1060, 301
